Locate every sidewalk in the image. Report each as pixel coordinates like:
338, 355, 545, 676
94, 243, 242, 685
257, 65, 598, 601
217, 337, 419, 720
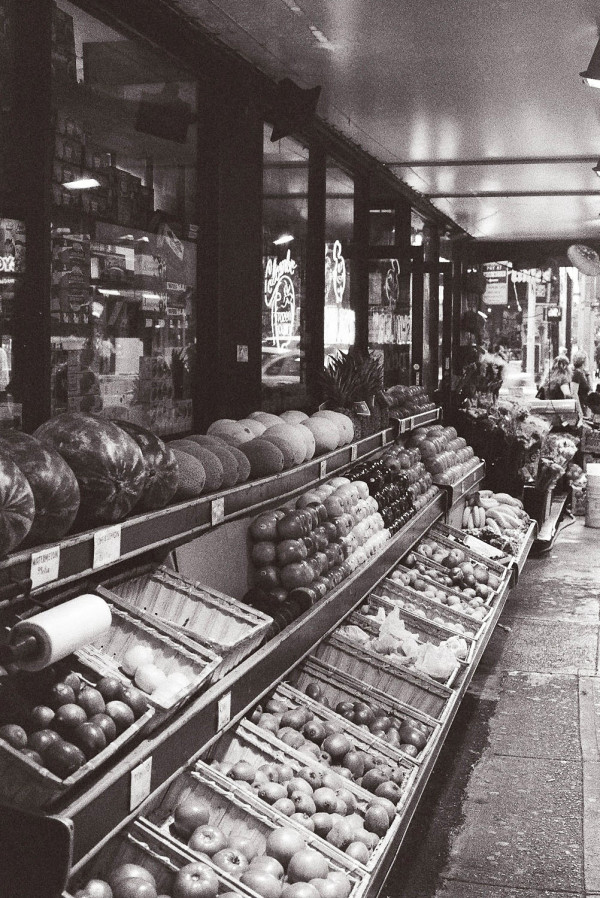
382, 517, 600, 898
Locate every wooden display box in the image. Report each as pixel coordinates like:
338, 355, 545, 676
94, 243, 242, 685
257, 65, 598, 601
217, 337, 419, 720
522, 484, 554, 526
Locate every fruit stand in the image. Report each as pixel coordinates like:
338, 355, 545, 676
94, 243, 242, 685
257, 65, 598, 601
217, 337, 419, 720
0, 403, 540, 898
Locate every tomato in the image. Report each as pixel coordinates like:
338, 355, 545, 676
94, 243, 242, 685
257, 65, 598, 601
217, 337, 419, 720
250, 512, 281, 542
255, 565, 281, 590
252, 541, 277, 566
280, 561, 315, 590
277, 512, 307, 540
277, 539, 308, 566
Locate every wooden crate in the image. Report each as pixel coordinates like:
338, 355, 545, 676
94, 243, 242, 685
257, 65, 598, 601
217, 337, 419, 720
0, 660, 154, 812
77, 587, 221, 732
108, 565, 272, 680
311, 635, 453, 720
373, 577, 483, 641
389, 559, 487, 608
427, 524, 512, 592
141, 767, 367, 896
197, 720, 402, 873
66, 818, 254, 897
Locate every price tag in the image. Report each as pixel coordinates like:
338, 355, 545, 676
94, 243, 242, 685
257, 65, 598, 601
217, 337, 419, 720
217, 691, 231, 730
93, 524, 122, 569
398, 419, 408, 434
381, 432, 388, 446
130, 756, 152, 811
30, 545, 60, 589
211, 497, 225, 526
350, 445, 358, 461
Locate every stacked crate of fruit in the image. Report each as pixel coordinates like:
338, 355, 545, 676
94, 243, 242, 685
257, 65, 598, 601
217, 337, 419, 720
408, 425, 481, 486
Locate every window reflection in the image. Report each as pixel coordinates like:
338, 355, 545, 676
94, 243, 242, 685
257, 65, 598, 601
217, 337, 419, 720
325, 161, 354, 358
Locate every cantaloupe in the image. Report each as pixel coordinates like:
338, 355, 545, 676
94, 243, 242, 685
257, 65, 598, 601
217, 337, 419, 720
312, 410, 354, 445
238, 418, 266, 437
224, 444, 251, 482
206, 418, 235, 433
261, 434, 296, 469
207, 420, 254, 445
261, 424, 306, 466
240, 439, 285, 477
297, 425, 315, 461
170, 441, 224, 492
179, 437, 238, 487
301, 418, 339, 454
247, 411, 282, 429
172, 448, 206, 499
191, 434, 250, 482
279, 410, 309, 425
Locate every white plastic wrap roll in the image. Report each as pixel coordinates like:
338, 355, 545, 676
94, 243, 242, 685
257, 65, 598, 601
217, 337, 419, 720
11, 594, 112, 671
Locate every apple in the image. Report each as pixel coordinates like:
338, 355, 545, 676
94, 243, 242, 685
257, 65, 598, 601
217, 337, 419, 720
255, 566, 281, 591
228, 832, 258, 862
259, 762, 281, 782
172, 798, 211, 838
112, 880, 156, 898
0, 723, 28, 750
188, 824, 228, 856
297, 766, 322, 790
273, 797, 296, 816
71, 721, 107, 759
345, 842, 369, 864
110, 866, 156, 893
286, 777, 313, 797
44, 740, 86, 778
259, 782, 288, 804
310, 879, 344, 898
321, 734, 352, 761
120, 686, 149, 720
105, 701, 135, 734
28, 705, 55, 730
77, 687, 106, 717
249, 855, 285, 880
48, 682, 76, 709
54, 703, 88, 735
265, 827, 306, 868
212, 848, 249, 878
290, 792, 316, 816
96, 676, 124, 702
90, 713, 118, 743
241, 871, 283, 898
364, 804, 390, 836
28, 728, 62, 755
281, 885, 320, 898
290, 812, 315, 831
258, 713, 280, 734
78, 880, 113, 898
229, 760, 256, 783
172, 862, 219, 898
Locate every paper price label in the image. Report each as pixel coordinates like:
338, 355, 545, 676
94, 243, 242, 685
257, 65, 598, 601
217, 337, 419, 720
319, 460, 327, 478
217, 692, 231, 730
30, 546, 60, 589
350, 445, 358, 461
93, 524, 122, 569
130, 756, 152, 811
211, 497, 225, 526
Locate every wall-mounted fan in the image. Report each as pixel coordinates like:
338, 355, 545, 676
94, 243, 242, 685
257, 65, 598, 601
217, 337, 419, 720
567, 244, 600, 276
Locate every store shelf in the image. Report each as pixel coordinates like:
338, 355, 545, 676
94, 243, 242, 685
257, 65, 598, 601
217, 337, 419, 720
435, 460, 486, 508
391, 407, 441, 435
356, 569, 514, 898
56, 490, 447, 866
0, 428, 394, 606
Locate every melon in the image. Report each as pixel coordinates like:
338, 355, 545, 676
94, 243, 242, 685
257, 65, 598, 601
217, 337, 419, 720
279, 410, 309, 425
238, 418, 266, 437
261, 434, 296, 469
0, 430, 80, 546
207, 420, 254, 446
247, 411, 281, 429
262, 424, 306, 466
240, 439, 285, 477
301, 418, 339, 454
111, 420, 178, 511
297, 425, 315, 461
169, 441, 224, 492
176, 437, 238, 487
171, 449, 206, 499
185, 434, 250, 483
33, 413, 146, 526
0, 450, 35, 555
311, 410, 353, 446
224, 444, 251, 482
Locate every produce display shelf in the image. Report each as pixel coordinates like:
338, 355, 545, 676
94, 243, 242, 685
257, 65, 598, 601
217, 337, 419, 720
53, 490, 448, 867
509, 520, 539, 585
435, 460, 486, 508
392, 407, 442, 435
532, 492, 570, 555
0, 427, 395, 605
355, 571, 514, 898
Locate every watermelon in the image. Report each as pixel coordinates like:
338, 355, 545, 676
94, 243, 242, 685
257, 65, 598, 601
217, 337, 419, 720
0, 449, 35, 556
33, 413, 146, 526
111, 420, 179, 511
0, 430, 80, 546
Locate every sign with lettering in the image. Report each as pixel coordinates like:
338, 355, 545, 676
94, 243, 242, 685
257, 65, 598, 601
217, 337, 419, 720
0, 256, 15, 273
93, 524, 122, 568
30, 546, 60, 589
264, 250, 297, 350
483, 262, 509, 306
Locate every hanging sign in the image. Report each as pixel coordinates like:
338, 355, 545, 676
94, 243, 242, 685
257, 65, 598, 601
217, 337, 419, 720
264, 249, 297, 349
482, 262, 509, 306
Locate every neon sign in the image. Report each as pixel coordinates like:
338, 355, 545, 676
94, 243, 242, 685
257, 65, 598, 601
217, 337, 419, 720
325, 240, 347, 305
264, 249, 297, 350
385, 259, 400, 305
0, 256, 15, 274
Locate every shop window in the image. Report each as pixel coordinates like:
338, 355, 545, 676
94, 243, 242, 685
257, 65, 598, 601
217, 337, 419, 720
262, 126, 308, 411
325, 161, 354, 359
368, 259, 412, 387
49, 1, 197, 436
369, 207, 395, 246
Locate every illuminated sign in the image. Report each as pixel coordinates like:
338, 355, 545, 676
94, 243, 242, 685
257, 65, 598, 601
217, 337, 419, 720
325, 240, 347, 305
0, 256, 15, 274
385, 259, 401, 305
264, 249, 297, 349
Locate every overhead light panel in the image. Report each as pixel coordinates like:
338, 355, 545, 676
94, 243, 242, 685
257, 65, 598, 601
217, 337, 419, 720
63, 177, 101, 190
273, 234, 294, 245
581, 40, 600, 87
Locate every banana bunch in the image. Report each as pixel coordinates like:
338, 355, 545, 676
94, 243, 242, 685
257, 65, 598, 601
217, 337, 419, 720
462, 490, 530, 534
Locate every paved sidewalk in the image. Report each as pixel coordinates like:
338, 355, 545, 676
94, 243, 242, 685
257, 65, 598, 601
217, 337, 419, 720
382, 517, 600, 898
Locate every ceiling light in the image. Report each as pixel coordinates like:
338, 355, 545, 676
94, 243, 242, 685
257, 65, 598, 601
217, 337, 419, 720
581, 40, 600, 88
273, 234, 294, 245
62, 177, 101, 190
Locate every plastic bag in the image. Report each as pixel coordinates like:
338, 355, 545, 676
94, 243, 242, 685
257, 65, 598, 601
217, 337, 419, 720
414, 642, 458, 681
442, 634, 469, 661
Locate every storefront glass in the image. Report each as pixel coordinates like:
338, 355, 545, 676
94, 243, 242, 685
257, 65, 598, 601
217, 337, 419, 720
325, 161, 354, 358
368, 259, 412, 386
262, 126, 308, 411
50, 1, 197, 436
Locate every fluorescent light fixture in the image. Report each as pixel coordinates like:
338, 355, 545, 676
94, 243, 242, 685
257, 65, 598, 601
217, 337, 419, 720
142, 292, 162, 300
97, 288, 121, 296
581, 39, 600, 87
477, 310, 488, 320
273, 234, 294, 245
62, 177, 101, 190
